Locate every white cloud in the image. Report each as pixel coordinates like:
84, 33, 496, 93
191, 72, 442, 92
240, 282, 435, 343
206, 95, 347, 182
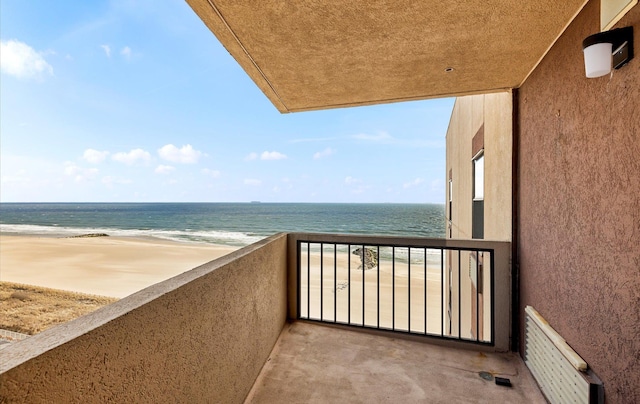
101, 44, 111, 58
344, 176, 361, 185
112, 148, 151, 165
246, 151, 287, 161
64, 162, 81, 176
313, 147, 335, 160
63, 162, 98, 182
244, 178, 262, 186
0, 40, 53, 79
201, 168, 221, 178
155, 164, 175, 174
403, 178, 425, 189
261, 151, 287, 161
102, 176, 133, 187
83, 149, 109, 164
352, 131, 394, 143
121, 46, 131, 59
158, 144, 202, 164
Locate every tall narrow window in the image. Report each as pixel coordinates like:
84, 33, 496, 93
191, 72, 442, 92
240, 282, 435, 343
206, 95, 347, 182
472, 153, 484, 239
473, 155, 484, 200
448, 177, 453, 238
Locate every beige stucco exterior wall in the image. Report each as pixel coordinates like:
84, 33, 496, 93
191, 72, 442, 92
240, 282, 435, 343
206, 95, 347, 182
445, 92, 513, 241
0, 233, 288, 403
482, 92, 513, 240
446, 98, 474, 239
444, 92, 512, 343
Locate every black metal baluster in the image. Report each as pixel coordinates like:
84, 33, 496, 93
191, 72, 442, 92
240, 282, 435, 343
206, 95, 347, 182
408, 248, 411, 332
348, 244, 351, 325
377, 246, 380, 329
424, 248, 428, 335
490, 251, 495, 345
362, 245, 365, 327
392, 247, 396, 331
476, 251, 479, 342
320, 243, 324, 321
441, 249, 444, 337
297, 241, 301, 319
334, 243, 337, 323
307, 242, 311, 319
458, 250, 461, 339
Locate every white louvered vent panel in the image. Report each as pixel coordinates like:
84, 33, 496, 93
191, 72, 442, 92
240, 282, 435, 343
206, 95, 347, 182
524, 306, 602, 404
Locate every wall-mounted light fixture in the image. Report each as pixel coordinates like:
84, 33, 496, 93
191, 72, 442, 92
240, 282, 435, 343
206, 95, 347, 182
582, 26, 634, 78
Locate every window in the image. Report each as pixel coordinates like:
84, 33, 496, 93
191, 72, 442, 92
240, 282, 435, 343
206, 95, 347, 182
449, 178, 453, 215
472, 153, 484, 239
473, 155, 484, 201
448, 178, 453, 238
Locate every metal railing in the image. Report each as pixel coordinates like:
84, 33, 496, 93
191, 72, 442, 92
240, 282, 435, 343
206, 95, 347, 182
290, 234, 511, 348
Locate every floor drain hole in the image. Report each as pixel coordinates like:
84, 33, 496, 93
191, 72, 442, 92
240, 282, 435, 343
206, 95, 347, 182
479, 371, 494, 381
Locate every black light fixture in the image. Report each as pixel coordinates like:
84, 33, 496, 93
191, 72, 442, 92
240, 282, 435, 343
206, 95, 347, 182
582, 26, 634, 78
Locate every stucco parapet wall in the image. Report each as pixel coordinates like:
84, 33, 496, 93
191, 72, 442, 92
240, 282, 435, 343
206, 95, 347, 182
1, 233, 283, 372
0, 233, 288, 403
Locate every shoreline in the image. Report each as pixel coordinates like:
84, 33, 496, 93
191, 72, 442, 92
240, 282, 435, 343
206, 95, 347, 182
0, 228, 256, 248
0, 234, 239, 298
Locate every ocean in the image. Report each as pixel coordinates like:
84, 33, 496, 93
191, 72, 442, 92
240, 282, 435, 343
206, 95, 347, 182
0, 203, 445, 247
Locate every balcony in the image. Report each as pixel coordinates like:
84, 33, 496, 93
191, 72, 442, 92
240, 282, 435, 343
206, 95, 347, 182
247, 322, 543, 403
0, 233, 544, 402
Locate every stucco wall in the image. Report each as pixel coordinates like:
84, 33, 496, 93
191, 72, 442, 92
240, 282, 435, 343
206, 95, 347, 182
518, 1, 640, 402
483, 92, 513, 241
0, 233, 288, 403
445, 92, 513, 241
446, 96, 477, 239
444, 99, 512, 346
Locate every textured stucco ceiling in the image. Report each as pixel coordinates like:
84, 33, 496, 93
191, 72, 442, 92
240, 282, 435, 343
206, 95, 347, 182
186, 0, 588, 113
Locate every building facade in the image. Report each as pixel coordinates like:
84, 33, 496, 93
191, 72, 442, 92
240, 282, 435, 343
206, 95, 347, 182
444, 92, 513, 342
444, 4, 640, 400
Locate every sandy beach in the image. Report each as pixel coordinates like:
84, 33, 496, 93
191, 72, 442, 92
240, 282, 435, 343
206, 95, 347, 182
1, 235, 482, 341
0, 235, 239, 298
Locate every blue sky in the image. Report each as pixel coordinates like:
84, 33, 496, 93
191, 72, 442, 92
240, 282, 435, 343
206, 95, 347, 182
0, 0, 454, 204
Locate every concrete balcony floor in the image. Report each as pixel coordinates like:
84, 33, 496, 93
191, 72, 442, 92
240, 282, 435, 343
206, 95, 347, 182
246, 321, 545, 403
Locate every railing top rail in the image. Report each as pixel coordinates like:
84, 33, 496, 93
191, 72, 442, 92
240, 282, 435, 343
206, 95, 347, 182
289, 232, 510, 251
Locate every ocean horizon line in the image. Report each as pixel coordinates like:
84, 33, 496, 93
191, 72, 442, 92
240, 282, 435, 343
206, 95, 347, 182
0, 201, 445, 205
